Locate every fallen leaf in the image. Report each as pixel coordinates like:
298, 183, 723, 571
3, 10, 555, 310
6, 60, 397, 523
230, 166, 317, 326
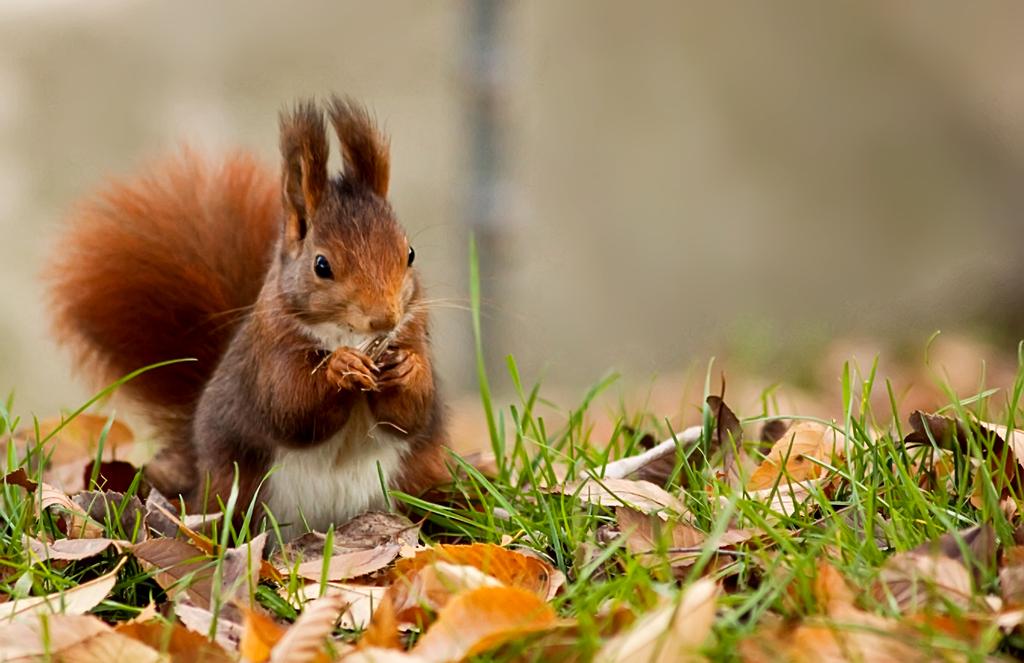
748, 422, 847, 491
32, 413, 135, 464
735, 479, 826, 518
595, 578, 718, 663
558, 477, 687, 516
144, 489, 187, 539
392, 543, 556, 598
343, 648, 427, 662
295, 543, 402, 582
905, 412, 1024, 506
587, 426, 703, 486
459, 450, 499, 478
239, 604, 287, 663
332, 512, 421, 549
285, 583, 387, 630
0, 613, 162, 663
36, 482, 107, 538
389, 562, 503, 624
131, 538, 215, 607
3, 467, 38, 491
174, 599, 243, 653
873, 526, 994, 613
1000, 545, 1024, 607
279, 512, 420, 583
0, 613, 107, 659
410, 585, 561, 662
23, 536, 125, 562
81, 459, 139, 493
73, 490, 147, 541
0, 557, 126, 620
360, 586, 402, 650
270, 592, 346, 663
115, 619, 234, 663
615, 507, 753, 570
741, 565, 947, 662
220, 532, 269, 607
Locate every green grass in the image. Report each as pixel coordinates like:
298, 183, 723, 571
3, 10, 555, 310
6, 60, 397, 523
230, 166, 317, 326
3, 247, 1024, 659
3, 346, 1024, 659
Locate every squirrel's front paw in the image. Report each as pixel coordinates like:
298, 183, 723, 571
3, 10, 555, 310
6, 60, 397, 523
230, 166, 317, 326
375, 346, 424, 391
326, 347, 378, 391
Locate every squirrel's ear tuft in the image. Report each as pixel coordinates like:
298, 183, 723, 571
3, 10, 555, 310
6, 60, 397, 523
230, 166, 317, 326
327, 96, 390, 198
279, 100, 329, 248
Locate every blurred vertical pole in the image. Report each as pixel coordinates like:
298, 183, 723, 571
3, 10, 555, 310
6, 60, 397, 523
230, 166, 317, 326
464, 0, 509, 378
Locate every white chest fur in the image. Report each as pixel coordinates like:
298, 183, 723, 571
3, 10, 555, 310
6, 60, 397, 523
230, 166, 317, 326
264, 397, 408, 535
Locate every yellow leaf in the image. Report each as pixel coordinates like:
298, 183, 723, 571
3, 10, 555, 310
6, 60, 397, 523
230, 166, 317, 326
748, 422, 846, 491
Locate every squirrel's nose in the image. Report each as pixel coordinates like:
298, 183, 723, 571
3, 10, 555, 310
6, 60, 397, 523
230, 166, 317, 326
368, 311, 398, 332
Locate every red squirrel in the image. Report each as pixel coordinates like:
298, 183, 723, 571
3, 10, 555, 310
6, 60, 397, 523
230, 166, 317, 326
47, 96, 448, 533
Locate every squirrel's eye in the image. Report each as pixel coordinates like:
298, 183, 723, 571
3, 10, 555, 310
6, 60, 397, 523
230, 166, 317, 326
313, 254, 333, 279
407, 245, 415, 267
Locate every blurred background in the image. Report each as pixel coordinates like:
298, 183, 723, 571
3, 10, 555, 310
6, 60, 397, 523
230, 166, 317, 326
2, 1, 1023, 432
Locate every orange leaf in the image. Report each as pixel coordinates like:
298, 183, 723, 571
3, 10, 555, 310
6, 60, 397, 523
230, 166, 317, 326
239, 605, 287, 663
411, 586, 560, 661
747, 422, 846, 491
392, 544, 555, 598
360, 590, 403, 650
115, 620, 233, 663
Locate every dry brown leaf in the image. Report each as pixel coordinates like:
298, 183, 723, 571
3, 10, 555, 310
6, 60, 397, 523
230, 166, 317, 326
115, 619, 234, 663
615, 507, 753, 570
872, 527, 994, 614
221, 532, 269, 607
0, 557, 125, 621
410, 585, 561, 662
595, 578, 718, 663
3, 467, 38, 491
742, 564, 972, 663
270, 592, 346, 663
174, 599, 244, 653
36, 482, 107, 538
131, 538, 215, 607
1000, 545, 1024, 607
144, 489, 188, 538
392, 543, 556, 598
905, 412, 1024, 506
0, 614, 108, 660
332, 512, 421, 549
146, 496, 281, 586
295, 543, 402, 582
557, 477, 687, 516
279, 512, 419, 583
286, 583, 387, 630
747, 422, 846, 491
73, 491, 147, 541
23, 536, 125, 562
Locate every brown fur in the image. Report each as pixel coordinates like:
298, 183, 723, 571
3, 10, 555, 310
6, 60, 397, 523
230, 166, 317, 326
49, 96, 448, 518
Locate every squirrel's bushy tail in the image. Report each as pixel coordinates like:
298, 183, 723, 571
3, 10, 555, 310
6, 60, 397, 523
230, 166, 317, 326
48, 149, 279, 488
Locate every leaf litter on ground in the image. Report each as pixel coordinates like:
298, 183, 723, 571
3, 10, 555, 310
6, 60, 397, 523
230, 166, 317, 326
9, 361, 1024, 661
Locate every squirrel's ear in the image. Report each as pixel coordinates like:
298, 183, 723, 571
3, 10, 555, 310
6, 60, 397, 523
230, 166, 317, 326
279, 100, 329, 250
327, 96, 390, 198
